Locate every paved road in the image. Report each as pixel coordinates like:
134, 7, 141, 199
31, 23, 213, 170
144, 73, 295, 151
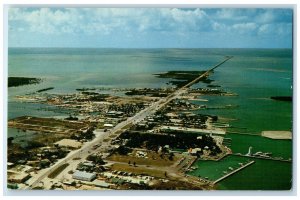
24, 56, 232, 189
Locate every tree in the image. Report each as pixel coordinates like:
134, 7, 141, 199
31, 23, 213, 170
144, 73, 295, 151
168, 152, 175, 161
117, 146, 131, 155
86, 154, 105, 165
8, 137, 14, 146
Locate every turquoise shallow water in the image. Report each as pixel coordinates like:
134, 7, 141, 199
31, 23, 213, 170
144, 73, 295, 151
217, 158, 292, 190
8, 48, 293, 190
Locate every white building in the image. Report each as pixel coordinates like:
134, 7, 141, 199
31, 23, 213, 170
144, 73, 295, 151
72, 170, 96, 182
104, 124, 114, 128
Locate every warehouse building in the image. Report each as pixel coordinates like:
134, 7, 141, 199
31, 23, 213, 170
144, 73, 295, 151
72, 170, 96, 182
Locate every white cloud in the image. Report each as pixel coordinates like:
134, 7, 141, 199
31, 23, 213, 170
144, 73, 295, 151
256, 10, 276, 24
231, 22, 258, 34
8, 7, 293, 47
258, 23, 292, 36
212, 22, 227, 31
8, 8, 216, 36
215, 9, 249, 21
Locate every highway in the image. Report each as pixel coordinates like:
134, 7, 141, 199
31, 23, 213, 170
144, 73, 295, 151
25, 56, 232, 189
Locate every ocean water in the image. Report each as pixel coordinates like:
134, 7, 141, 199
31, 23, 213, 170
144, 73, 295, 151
7, 48, 293, 190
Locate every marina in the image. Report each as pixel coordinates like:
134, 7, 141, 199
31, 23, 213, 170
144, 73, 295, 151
213, 160, 255, 185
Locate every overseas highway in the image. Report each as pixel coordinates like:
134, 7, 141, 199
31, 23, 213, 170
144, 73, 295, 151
25, 56, 233, 189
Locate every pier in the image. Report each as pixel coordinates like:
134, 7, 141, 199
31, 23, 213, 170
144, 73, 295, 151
226, 131, 258, 136
232, 153, 292, 163
212, 160, 255, 185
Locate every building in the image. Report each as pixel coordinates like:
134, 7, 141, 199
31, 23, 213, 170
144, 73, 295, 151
72, 170, 96, 182
106, 111, 124, 117
104, 124, 114, 128
188, 148, 202, 156
7, 171, 31, 183
93, 180, 110, 188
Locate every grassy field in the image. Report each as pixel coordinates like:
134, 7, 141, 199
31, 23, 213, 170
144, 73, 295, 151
9, 116, 87, 130
48, 163, 69, 179
107, 150, 180, 167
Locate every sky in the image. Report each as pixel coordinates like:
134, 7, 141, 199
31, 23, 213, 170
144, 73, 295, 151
8, 7, 293, 48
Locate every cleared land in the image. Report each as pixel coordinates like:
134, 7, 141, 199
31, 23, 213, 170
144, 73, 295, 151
110, 163, 167, 178
8, 116, 89, 134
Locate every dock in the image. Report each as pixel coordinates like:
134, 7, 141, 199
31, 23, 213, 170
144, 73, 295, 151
212, 160, 255, 185
226, 131, 259, 136
160, 125, 226, 135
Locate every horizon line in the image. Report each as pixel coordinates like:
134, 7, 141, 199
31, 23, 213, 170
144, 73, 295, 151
8, 47, 293, 49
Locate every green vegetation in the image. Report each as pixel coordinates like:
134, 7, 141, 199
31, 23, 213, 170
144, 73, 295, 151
8, 77, 41, 87
71, 126, 95, 141
65, 115, 78, 121
154, 71, 213, 87
270, 96, 292, 102
7, 183, 18, 189
155, 71, 205, 80
118, 131, 221, 155
37, 87, 54, 93
26, 141, 45, 149
10, 116, 87, 130
76, 88, 96, 91
207, 84, 221, 88
86, 154, 105, 165
125, 88, 173, 97
48, 163, 69, 179
80, 92, 110, 101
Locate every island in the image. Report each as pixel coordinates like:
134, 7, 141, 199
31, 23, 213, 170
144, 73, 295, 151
8, 77, 41, 87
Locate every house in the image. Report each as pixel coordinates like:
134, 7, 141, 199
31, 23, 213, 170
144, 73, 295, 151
188, 148, 202, 156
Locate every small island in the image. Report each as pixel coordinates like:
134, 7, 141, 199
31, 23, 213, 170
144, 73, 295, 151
8, 77, 41, 87
270, 96, 292, 102
154, 71, 213, 87
37, 87, 54, 93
